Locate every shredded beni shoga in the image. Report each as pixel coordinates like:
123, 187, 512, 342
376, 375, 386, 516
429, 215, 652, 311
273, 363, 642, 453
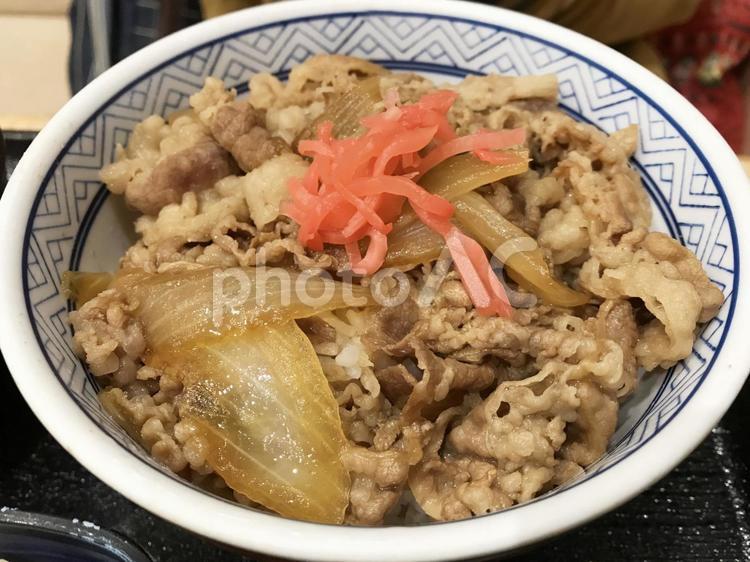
284, 86, 532, 317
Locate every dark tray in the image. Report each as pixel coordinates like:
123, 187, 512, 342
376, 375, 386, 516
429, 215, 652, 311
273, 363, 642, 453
1, 136, 748, 561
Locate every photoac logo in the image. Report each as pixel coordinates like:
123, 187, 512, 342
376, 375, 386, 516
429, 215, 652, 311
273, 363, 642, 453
210, 238, 539, 327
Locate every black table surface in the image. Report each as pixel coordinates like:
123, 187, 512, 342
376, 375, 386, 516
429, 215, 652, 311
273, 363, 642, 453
1, 137, 749, 562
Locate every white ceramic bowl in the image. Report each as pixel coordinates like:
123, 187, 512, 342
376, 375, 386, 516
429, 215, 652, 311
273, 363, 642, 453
2, 1, 749, 560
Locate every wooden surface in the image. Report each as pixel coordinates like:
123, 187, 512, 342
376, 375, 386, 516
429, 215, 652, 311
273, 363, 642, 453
0, 1, 72, 131
0, 0, 71, 15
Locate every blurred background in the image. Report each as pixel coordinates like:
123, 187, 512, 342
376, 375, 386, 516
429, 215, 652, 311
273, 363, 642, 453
0, 2, 749, 562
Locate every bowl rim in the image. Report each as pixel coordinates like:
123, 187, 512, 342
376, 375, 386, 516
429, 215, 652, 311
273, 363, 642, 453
2, 1, 750, 560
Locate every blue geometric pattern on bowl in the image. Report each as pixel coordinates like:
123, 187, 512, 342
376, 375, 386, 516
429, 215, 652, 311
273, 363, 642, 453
22, 12, 737, 510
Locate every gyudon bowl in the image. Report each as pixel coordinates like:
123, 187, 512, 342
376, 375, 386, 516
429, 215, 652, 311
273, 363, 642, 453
1, 1, 749, 560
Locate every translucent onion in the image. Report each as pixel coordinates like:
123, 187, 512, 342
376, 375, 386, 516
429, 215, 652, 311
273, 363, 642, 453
112, 266, 355, 523
391, 152, 529, 235
383, 218, 443, 269
113, 267, 375, 349
383, 193, 589, 307
420, 152, 528, 197
453, 192, 589, 307
384, 153, 528, 269
63, 271, 114, 308
298, 76, 382, 141
152, 321, 350, 524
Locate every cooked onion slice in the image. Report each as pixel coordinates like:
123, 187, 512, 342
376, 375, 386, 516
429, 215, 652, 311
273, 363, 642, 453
63, 271, 114, 308
383, 219, 443, 269
152, 321, 350, 524
390, 153, 528, 235
384, 193, 589, 307
453, 193, 589, 307
298, 76, 382, 141
385, 154, 528, 269
113, 267, 375, 349
114, 266, 355, 524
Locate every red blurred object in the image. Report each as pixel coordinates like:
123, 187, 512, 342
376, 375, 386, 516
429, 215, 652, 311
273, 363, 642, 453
655, 0, 750, 151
